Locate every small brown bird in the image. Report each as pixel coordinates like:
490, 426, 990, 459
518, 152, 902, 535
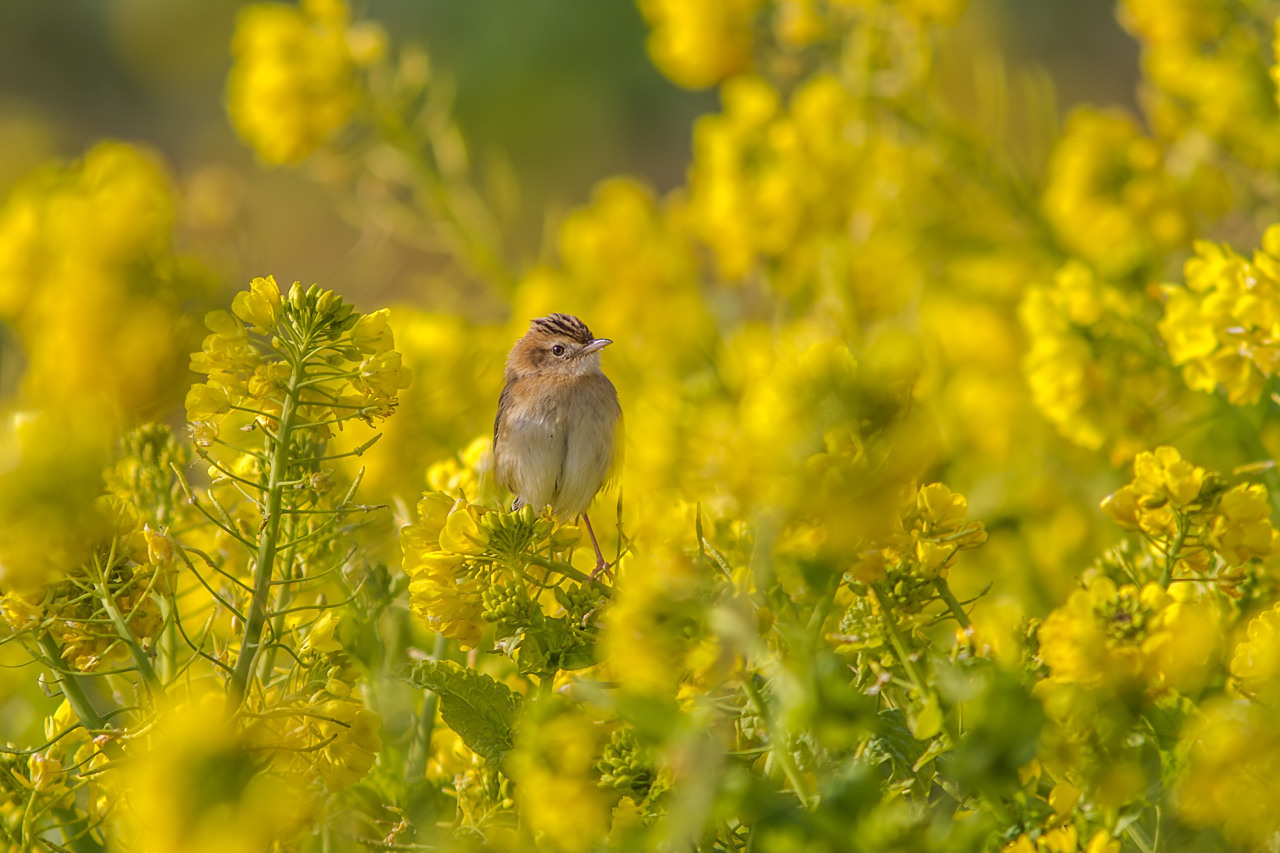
493, 313, 623, 577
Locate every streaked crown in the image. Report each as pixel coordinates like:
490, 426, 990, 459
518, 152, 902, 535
529, 313, 595, 344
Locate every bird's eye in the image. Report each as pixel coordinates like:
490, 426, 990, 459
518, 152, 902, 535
551, 344, 566, 357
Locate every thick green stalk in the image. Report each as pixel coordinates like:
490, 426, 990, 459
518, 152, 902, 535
406, 632, 450, 781
257, 538, 298, 685
227, 368, 302, 709
36, 635, 112, 744
35, 635, 112, 853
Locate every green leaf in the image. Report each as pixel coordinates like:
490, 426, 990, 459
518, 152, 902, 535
867, 708, 927, 778
401, 660, 521, 764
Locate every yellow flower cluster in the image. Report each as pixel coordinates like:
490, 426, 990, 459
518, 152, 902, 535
400, 492, 587, 650
1004, 826, 1119, 853
249, 691, 383, 793
1173, 594, 1280, 844
1119, 0, 1280, 169
637, 0, 965, 90
1231, 601, 1280, 704
227, 0, 385, 165
186, 275, 409, 442
108, 691, 314, 853
0, 140, 206, 423
852, 482, 988, 587
507, 708, 610, 853
1176, 698, 1280, 846
402, 494, 493, 649
600, 547, 739, 699
1042, 109, 1198, 278
0, 412, 116, 590
1020, 261, 1174, 457
1159, 225, 1280, 405
1101, 445, 1275, 574
1037, 573, 1222, 695
686, 74, 866, 286
635, 0, 760, 89
1027, 445, 1280, 835
0, 493, 170, 675
830, 483, 986, 674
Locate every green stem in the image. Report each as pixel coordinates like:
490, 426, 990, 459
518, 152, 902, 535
741, 675, 814, 810
870, 584, 928, 693
933, 576, 971, 629
158, 597, 178, 684
35, 634, 122, 761
1160, 515, 1187, 589
258, 539, 299, 685
91, 560, 164, 697
524, 554, 591, 584
406, 633, 448, 781
227, 363, 303, 710
36, 635, 104, 732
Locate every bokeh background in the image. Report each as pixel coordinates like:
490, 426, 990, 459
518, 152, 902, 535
8, 1, 1280, 850
0, 0, 1136, 310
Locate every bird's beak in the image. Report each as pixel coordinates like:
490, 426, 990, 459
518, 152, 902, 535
581, 338, 612, 355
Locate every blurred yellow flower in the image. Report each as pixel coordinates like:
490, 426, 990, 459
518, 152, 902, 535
1177, 698, 1280, 845
508, 709, 609, 852
227, 0, 377, 165
1043, 108, 1194, 277
109, 690, 314, 853
1038, 573, 1222, 696
1020, 262, 1176, 455
636, 0, 760, 89
1231, 603, 1280, 704
0, 141, 206, 420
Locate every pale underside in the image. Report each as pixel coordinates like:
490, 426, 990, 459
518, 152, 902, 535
494, 376, 622, 518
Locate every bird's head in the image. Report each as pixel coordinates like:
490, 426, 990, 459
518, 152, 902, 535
506, 313, 612, 379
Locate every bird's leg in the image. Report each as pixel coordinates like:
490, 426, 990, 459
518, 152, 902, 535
581, 512, 611, 580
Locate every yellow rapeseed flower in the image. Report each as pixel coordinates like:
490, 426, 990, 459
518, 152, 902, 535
1159, 226, 1280, 405
636, 0, 760, 89
227, 0, 372, 165
1231, 603, 1280, 704
1177, 698, 1280, 845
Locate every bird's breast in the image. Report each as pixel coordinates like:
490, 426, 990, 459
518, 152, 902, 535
494, 374, 619, 517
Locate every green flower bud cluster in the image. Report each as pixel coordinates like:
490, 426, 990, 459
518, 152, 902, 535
738, 709, 767, 742
481, 580, 539, 632
480, 505, 540, 564
597, 727, 655, 798
554, 582, 608, 641
109, 424, 191, 524
829, 591, 897, 669
878, 562, 936, 613
281, 281, 358, 342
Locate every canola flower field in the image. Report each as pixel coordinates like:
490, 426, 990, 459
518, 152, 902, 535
3, 1, 1280, 850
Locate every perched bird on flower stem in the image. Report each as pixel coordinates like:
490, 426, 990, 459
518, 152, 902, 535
494, 313, 623, 578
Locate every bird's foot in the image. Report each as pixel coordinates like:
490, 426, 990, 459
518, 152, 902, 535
589, 556, 615, 583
